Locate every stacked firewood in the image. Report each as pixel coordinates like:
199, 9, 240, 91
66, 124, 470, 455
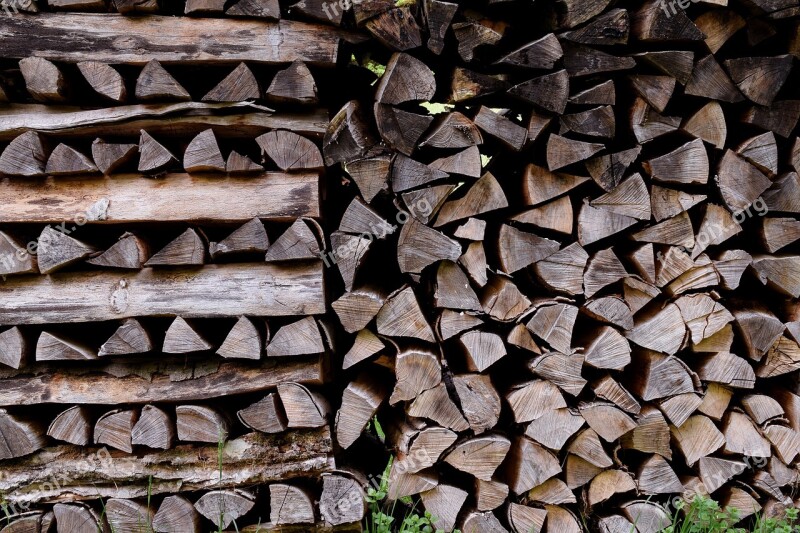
317, 0, 800, 532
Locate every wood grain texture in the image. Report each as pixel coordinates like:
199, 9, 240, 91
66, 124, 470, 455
0, 14, 344, 65
0, 262, 324, 324
0, 172, 319, 223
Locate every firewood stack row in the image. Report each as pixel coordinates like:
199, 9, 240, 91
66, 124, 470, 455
0, 2, 375, 532
318, 0, 800, 532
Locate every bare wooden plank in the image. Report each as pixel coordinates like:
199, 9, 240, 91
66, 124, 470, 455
0, 14, 344, 65
0, 355, 324, 405
0, 263, 325, 324
0, 173, 319, 223
0, 103, 328, 140
0, 427, 334, 504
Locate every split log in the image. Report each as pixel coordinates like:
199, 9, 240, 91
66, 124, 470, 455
504, 436, 561, 494
163, 317, 213, 354
257, 130, 323, 171
195, 490, 255, 530
278, 382, 329, 428
443, 435, 510, 481
106, 499, 154, 532
682, 101, 727, 149
0, 327, 29, 369
53, 503, 105, 533
19, 57, 67, 102
319, 474, 366, 526
176, 405, 229, 443
94, 409, 137, 452
336, 373, 387, 449
47, 406, 92, 446
421, 485, 467, 532
237, 393, 287, 434
183, 129, 226, 173
203, 63, 260, 103
0, 132, 48, 176
509, 70, 569, 114
131, 405, 174, 449
99, 318, 153, 356
77, 61, 126, 103
92, 139, 138, 175
46, 143, 98, 175
36, 332, 96, 361
153, 496, 202, 533
136, 60, 191, 101
366, 8, 423, 52
217, 316, 263, 360
138, 130, 177, 172
146, 229, 206, 267
270, 484, 315, 524
87, 233, 150, 269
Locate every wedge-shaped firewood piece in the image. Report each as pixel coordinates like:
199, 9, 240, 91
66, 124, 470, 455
225, 151, 263, 174
629, 74, 674, 113
762, 217, 800, 252
131, 405, 174, 450
630, 97, 681, 143
453, 374, 500, 434
91, 139, 137, 175
579, 402, 636, 442
527, 478, 576, 505
329, 234, 370, 287
497, 225, 558, 274
588, 470, 636, 505
397, 218, 460, 274
681, 101, 727, 149
763, 171, 800, 213
45, 143, 98, 176
217, 316, 263, 360
507, 380, 566, 424
176, 405, 228, 443
375, 104, 433, 156
627, 243, 657, 284
597, 515, 636, 533
183, 128, 225, 173
420, 112, 483, 149
742, 394, 784, 425
267, 316, 323, 357
561, 8, 629, 45
366, 7, 423, 52
559, 105, 615, 139
584, 248, 628, 297
650, 186, 705, 224
268, 484, 315, 525
462, 242, 490, 288
339, 197, 393, 238
725, 55, 792, 106
37, 331, 97, 361
584, 296, 633, 331
633, 0, 704, 40
743, 100, 800, 138
696, 9, 745, 54
496, 33, 562, 69
698, 456, 747, 493
323, 101, 377, 166
237, 393, 287, 434
278, 382, 329, 428
583, 326, 631, 369
114, 0, 158, 13
434, 261, 481, 312
512, 197, 573, 235
570, 79, 616, 105
19, 57, 66, 102
106, 500, 154, 533
593, 375, 640, 414
696, 352, 756, 389
202, 63, 259, 103
686, 54, 744, 102
762, 336, 800, 378
632, 212, 695, 248
529, 351, 586, 397
319, 474, 366, 526
586, 146, 641, 193
644, 138, 709, 185
534, 243, 588, 296
99, 318, 152, 356
764, 425, 800, 463
374, 53, 435, 105
77, 61, 125, 103
505, 436, 561, 494
527, 304, 578, 354
658, 392, 702, 426
163, 317, 213, 354
671, 415, 725, 466
376, 286, 435, 342
88, 233, 149, 270
547, 134, 604, 171
0, 131, 47, 177
336, 373, 387, 449
752, 255, 800, 297
37, 227, 95, 275
620, 406, 670, 457
629, 351, 695, 402
420, 485, 467, 533
424, 0, 457, 54
508, 504, 546, 533
523, 164, 590, 206
185, 0, 225, 15
716, 150, 772, 213
738, 131, 779, 177
372, 365, 429, 415
257, 130, 323, 171
0, 232, 36, 277
333, 288, 385, 334
438, 311, 481, 343
527, 110, 553, 144
457, 330, 505, 373
692, 204, 741, 258
342, 329, 385, 370
392, 155, 448, 193
265, 61, 318, 105
626, 303, 686, 354
195, 490, 255, 530
408, 382, 469, 432
723, 410, 771, 457
95, 408, 137, 452
146, 229, 205, 267
525, 408, 585, 450
396, 426, 457, 474
699, 383, 733, 421
226, 0, 279, 18
209, 219, 268, 259
461, 511, 507, 533
676, 294, 733, 346
635, 50, 694, 84
509, 70, 569, 114
563, 42, 636, 77
451, 20, 501, 61
138, 130, 177, 173
429, 147, 481, 179
568, 428, 613, 468
266, 218, 322, 262
474, 106, 527, 151
53, 504, 104, 533
136, 60, 190, 101
0, 327, 28, 370
48, 406, 91, 446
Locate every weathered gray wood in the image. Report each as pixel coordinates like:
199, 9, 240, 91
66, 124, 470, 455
0, 356, 323, 405
0, 262, 324, 324
0, 427, 334, 505
0, 14, 344, 65
0, 172, 319, 223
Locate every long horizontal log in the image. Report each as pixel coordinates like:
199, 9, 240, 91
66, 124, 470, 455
0, 355, 324, 405
0, 262, 325, 324
0, 14, 343, 65
0, 173, 319, 223
0, 103, 328, 140
0, 428, 334, 504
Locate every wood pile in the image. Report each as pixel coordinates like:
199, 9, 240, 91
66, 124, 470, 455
0, 0, 798, 531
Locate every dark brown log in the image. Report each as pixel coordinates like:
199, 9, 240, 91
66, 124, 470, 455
509, 70, 569, 114
632, 0, 704, 41
512, 196, 574, 235
375, 104, 433, 157
554, 0, 612, 28
452, 20, 502, 62
570, 80, 615, 105
375, 53, 435, 105
559, 105, 615, 139
686, 55, 744, 102
560, 8, 629, 45
365, 8, 422, 51
725, 55, 792, 106
323, 101, 377, 166
496, 33, 562, 69
695, 9, 746, 54
424, 0, 457, 55
226, 0, 279, 18
114, 0, 158, 13
226, 151, 263, 174
578, 201, 638, 246
742, 100, 800, 138
562, 42, 636, 77
474, 106, 527, 151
